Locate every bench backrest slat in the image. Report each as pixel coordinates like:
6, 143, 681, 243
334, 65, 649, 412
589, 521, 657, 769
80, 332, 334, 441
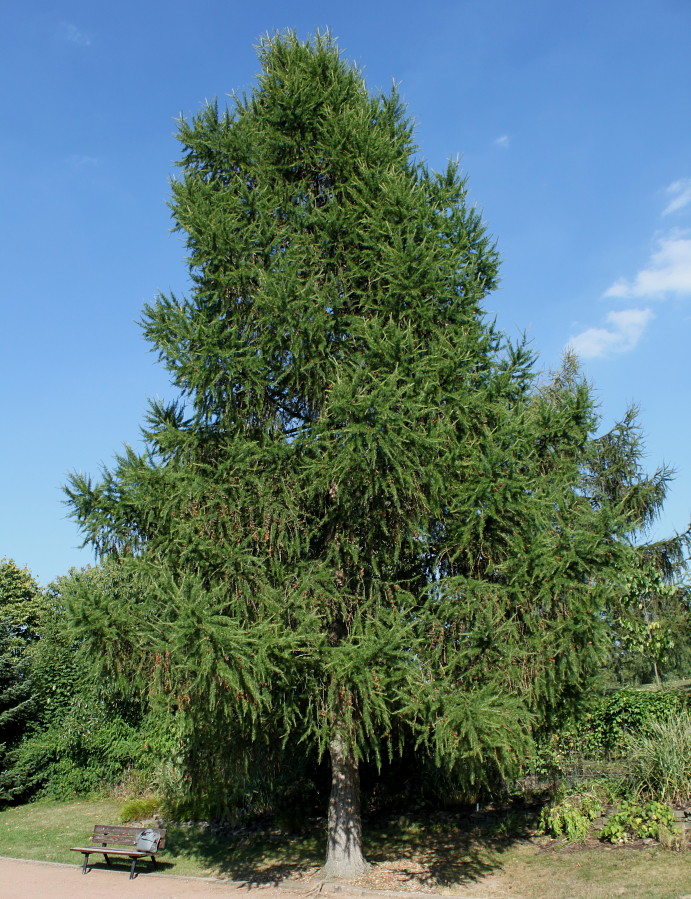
88, 825, 167, 851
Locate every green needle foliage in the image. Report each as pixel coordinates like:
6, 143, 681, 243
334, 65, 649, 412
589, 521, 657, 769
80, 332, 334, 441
64, 32, 657, 874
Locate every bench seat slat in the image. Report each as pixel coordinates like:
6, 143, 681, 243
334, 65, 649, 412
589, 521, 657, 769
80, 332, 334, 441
71, 847, 149, 857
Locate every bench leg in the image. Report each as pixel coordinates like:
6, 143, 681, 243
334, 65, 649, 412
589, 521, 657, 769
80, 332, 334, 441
103, 853, 111, 865
81, 853, 89, 874
150, 855, 157, 867
130, 857, 138, 879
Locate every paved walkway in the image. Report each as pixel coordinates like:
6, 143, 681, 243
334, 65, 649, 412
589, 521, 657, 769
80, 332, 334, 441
0, 856, 495, 899
0, 856, 316, 899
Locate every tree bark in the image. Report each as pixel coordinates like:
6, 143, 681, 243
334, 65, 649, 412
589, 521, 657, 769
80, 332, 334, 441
320, 734, 370, 879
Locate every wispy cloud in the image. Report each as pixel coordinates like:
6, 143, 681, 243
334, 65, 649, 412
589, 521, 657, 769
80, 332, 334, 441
604, 231, 691, 299
568, 308, 654, 359
494, 134, 510, 149
567, 179, 691, 360
59, 22, 92, 47
67, 154, 99, 168
663, 178, 691, 216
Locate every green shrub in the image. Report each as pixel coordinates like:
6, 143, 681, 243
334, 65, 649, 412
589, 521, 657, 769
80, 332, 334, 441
625, 708, 691, 804
119, 797, 161, 823
3, 708, 146, 801
539, 785, 604, 841
600, 800, 676, 843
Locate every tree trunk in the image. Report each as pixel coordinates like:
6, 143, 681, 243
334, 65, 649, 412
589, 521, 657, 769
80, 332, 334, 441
320, 734, 370, 879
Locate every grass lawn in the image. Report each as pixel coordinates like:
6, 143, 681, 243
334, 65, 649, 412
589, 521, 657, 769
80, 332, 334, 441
0, 799, 689, 898
0, 798, 322, 879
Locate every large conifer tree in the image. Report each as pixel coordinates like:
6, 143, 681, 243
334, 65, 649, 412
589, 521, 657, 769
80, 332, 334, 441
67, 33, 634, 876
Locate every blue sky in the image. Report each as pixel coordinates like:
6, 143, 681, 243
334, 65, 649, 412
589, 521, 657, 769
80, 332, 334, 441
2, 0, 690, 586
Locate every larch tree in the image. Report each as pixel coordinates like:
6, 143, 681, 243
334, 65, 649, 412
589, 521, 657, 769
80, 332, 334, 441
67, 33, 635, 877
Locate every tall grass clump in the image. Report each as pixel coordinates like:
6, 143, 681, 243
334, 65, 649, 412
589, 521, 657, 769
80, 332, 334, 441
626, 708, 691, 805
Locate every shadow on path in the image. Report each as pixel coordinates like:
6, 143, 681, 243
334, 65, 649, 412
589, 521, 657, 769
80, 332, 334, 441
167, 808, 538, 892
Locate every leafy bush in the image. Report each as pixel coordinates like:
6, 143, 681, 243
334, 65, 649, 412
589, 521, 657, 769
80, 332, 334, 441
3, 699, 151, 801
600, 800, 676, 843
538, 784, 605, 841
625, 708, 691, 804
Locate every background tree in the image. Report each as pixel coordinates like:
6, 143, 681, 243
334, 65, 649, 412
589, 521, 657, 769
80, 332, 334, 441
0, 628, 34, 801
0, 559, 43, 797
0, 558, 44, 654
584, 409, 691, 686
1, 563, 158, 804
612, 557, 688, 687
66, 33, 652, 877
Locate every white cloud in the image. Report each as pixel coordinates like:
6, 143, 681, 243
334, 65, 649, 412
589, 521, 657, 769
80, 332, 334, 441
604, 231, 691, 299
59, 22, 92, 47
663, 178, 691, 216
68, 154, 99, 168
568, 308, 653, 359
570, 181, 690, 361
494, 134, 510, 149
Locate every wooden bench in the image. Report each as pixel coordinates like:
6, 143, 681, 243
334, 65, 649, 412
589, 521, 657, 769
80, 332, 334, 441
70, 824, 167, 879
